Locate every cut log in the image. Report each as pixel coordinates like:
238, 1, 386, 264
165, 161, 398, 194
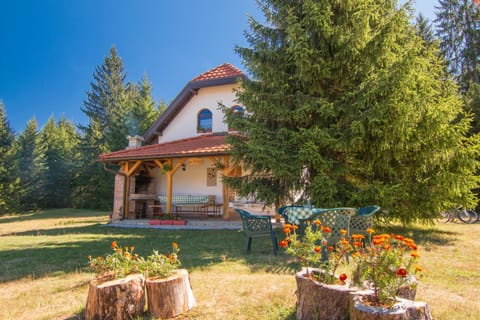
349, 290, 432, 320
85, 273, 145, 320
146, 269, 196, 318
295, 269, 356, 320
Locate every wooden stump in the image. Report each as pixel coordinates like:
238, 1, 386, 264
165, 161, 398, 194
349, 290, 432, 320
295, 269, 356, 320
146, 269, 196, 318
85, 273, 145, 320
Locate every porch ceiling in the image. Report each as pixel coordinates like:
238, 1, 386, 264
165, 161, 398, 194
99, 133, 231, 163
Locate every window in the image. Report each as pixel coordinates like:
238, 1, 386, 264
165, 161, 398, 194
228, 105, 244, 131
197, 109, 212, 133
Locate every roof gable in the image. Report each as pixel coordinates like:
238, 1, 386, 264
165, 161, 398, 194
143, 63, 246, 143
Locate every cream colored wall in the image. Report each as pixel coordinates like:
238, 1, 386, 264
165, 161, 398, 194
158, 83, 240, 143
151, 160, 223, 202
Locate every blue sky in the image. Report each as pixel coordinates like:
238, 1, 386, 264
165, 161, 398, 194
0, 0, 438, 133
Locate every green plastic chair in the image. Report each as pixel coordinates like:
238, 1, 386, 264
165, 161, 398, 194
349, 205, 380, 237
301, 207, 357, 246
234, 208, 278, 255
277, 205, 305, 224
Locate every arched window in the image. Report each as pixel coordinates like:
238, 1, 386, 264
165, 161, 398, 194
228, 105, 244, 131
197, 108, 212, 133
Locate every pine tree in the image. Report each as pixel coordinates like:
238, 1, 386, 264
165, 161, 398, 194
13, 118, 47, 210
226, 0, 480, 223
129, 74, 164, 135
0, 102, 20, 214
76, 46, 132, 209
435, 0, 480, 87
39, 117, 79, 208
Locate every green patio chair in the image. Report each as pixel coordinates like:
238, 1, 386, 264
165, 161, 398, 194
301, 207, 357, 246
277, 205, 305, 224
349, 205, 380, 237
234, 208, 278, 255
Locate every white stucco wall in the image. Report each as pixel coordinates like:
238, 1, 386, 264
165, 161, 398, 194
158, 83, 240, 143
151, 159, 223, 201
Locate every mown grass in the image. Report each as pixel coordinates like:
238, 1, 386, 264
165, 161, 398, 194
0, 209, 479, 319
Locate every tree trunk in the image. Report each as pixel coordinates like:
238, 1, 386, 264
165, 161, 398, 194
295, 268, 355, 320
85, 273, 145, 320
349, 290, 432, 320
146, 269, 196, 318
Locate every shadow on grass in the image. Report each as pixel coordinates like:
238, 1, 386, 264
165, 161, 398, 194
0, 208, 109, 224
0, 223, 294, 283
376, 224, 459, 246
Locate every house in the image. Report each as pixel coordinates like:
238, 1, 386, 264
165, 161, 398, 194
99, 63, 271, 221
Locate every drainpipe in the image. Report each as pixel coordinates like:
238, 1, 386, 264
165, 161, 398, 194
103, 162, 127, 220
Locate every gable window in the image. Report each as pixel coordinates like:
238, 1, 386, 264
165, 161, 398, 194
197, 108, 212, 133
228, 105, 244, 131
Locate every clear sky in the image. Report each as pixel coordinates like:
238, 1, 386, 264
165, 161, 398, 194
0, 0, 438, 133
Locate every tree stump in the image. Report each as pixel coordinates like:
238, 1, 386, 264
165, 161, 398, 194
85, 273, 145, 320
349, 290, 432, 320
295, 268, 356, 320
146, 269, 196, 319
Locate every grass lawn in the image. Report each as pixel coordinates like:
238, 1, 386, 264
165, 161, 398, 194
0, 209, 479, 319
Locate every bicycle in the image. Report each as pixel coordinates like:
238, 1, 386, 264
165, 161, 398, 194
437, 206, 479, 224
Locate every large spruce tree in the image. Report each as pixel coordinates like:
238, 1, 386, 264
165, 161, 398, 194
225, 0, 480, 223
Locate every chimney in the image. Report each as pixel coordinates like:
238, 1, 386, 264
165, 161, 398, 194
127, 135, 144, 149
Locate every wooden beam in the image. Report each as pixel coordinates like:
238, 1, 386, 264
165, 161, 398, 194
125, 160, 143, 177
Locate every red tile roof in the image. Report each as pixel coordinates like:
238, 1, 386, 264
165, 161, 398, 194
99, 134, 231, 162
191, 63, 244, 82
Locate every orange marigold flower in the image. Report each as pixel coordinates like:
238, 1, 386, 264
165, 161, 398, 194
172, 242, 178, 249
87, 255, 92, 260
97, 256, 102, 260
393, 234, 404, 241
292, 225, 299, 230
130, 246, 135, 251
366, 228, 375, 234
384, 244, 391, 250
283, 227, 291, 234
415, 265, 423, 273
111, 241, 117, 249
313, 219, 321, 226
372, 239, 384, 246
340, 229, 347, 235
328, 246, 334, 251
411, 251, 420, 258
314, 246, 321, 253
279, 240, 288, 248
396, 267, 408, 277
354, 241, 362, 247
322, 226, 331, 233
340, 240, 349, 246
339, 273, 347, 282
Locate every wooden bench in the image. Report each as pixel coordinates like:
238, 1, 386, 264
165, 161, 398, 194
158, 195, 212, 216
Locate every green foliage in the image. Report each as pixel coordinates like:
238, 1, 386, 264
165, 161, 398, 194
39, 117, 79, 208
435, 0, 480, 87
12, 119, 47, 211
0, 102, 20, 214
226, 0, 480, 223
76, 47, 164, 210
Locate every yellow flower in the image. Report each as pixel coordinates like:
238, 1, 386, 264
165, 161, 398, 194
366, 228, 375, 234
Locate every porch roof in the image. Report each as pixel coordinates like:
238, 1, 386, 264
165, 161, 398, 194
99, 133, 231, 163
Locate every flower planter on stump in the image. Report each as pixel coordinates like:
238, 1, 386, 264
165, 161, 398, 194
85, 273, 145, 320
295, 268, 356, 320
146, 269, 196, 318
349, 290, 432, 320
